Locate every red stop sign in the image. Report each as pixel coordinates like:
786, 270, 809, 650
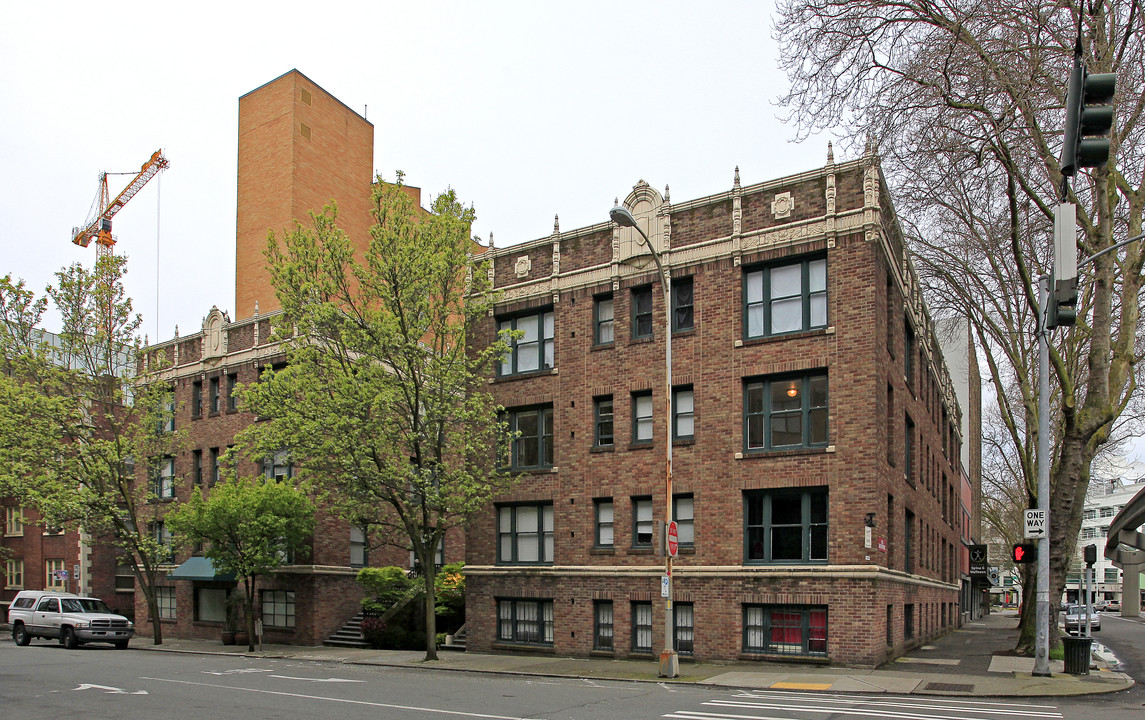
667, 521, 679, 557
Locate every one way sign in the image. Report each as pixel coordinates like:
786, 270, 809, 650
1024, 509, 1046, 539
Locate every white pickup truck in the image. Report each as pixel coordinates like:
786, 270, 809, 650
7, 590, 134, 649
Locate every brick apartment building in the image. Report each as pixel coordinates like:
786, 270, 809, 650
465, 149, 968, 666
129, 70, 461, 645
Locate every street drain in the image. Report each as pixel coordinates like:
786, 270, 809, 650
924, 682, 975, 693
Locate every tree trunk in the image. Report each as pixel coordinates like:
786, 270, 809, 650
423, 566, 438, 661
138, 566, 163, 645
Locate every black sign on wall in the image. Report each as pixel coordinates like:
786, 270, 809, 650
969, 544, 989, 577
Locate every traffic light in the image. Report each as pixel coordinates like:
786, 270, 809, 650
1084, 543, 1097, 566
1048, 203, 1078, 330
1012, 543, 1038, 564
1060, 57, 1117, 177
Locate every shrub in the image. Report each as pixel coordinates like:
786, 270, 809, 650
360, 616, 387, 648
357, 566, 414, 607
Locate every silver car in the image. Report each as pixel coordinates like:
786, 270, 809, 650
1063, 605, 1101, 634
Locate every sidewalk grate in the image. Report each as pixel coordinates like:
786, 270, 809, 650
923, 682, 975, 693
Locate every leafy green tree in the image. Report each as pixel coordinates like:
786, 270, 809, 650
0, 256, 182, 643
241, 175, 514, 660
165, 477, 314, 651
775, 0, 1144, 653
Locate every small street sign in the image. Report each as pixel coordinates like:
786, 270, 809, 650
1024, 509, 1047, 539
666, 521, 679, 558
876, 537, 887, 553
969, 544, 988, 577
660, 575, 670, 598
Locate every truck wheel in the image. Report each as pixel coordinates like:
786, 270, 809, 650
113, 640, 129, 650
13, 624, 30, 646
63, 627, 79, 649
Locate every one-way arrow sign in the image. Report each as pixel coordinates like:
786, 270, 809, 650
1024, 509, 1046, 539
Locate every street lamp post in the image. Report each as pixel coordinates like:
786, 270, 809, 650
610, 204, 679, 679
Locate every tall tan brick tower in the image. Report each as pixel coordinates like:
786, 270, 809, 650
235, 70, 374, 320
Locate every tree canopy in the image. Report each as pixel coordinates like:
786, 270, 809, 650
0, 255, 181, 643
240, 175, 514, 660
775, 0, 1144, 651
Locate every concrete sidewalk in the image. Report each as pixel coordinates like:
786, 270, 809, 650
127, 611, 1136, 698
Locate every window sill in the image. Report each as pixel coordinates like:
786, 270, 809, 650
738, 651, 829, 665
208, 411, 220, 418
739, 327, 828, 347
739, 446, 829, 460
590, 445, 615, 454
673, 437, 695, 447
672, 328, 696, 338
491, 641, 555, 654
493, 368, 555, 383
627, 442, 654, 451
629, 547, 654, 555
628, 336, 654, 345
504, 466, 557, 475
590, 342, 615, 352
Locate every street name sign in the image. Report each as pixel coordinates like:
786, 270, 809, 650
1024, 509, 1047, 539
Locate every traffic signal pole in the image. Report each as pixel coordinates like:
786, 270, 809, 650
1034, 274, 1052, 677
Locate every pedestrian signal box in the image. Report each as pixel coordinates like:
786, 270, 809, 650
1012, 543, 1038, 564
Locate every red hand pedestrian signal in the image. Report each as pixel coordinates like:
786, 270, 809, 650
1012, 543, 1037, 564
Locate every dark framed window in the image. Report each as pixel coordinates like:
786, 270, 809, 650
261, 589, 296, 628
674, 602, 695, 655
155, 586, 176, 620
497, 309, 554, 376
904, 603, 915, 639
904, 320, 915, 391
192, 449, 202, 487
632, 496, 653, 547
632, 601, 653, 652
160, 389, 176, 433
150, 457, 175, 499
743, 605, 827, 656
209, 376, 220, 414
150, 522, 174, 562
594, 498, 614, 547
672, 277, 694, 331
593, 600, 614, 651
744, 257, 826, 338
500, 406, 554, 469
227, 373, 238, 411
673, 386, 694, 440
673, 494, 694, 547
497, 502, 554, 564
904, 509, 915, 574
594, 294, 615, 345
497, 598, 554, 645
263, 449, 293, 482
594, 396, 614, 447
193, 586, 226, 622
632, 286, 653, 339
904, 414, 915, 485
744, 373, 828, 450
191, 381, 203, 419
209, 447, 220, 486
632, 391, 653, 443
350, 526, 367, 568
408, 537, 444, 573
745, 487, 828, 563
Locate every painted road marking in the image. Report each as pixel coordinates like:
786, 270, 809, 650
141, 677, 529, 719
74, 683, 148, 695
268, 675, 366, 683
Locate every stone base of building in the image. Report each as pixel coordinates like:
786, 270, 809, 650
467, 565, 960, 667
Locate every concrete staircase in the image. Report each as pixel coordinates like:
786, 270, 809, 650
441, 623, 467, 651
324, 612, 371, 649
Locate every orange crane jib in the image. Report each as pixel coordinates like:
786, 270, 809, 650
71, 150, 170, 249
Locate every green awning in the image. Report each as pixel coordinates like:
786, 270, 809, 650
167, 557, 235, 582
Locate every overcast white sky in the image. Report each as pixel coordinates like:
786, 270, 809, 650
1, 0, 837, 340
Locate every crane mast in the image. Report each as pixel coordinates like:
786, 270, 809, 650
72, 150, 169, 258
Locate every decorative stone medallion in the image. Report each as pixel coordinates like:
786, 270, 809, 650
771, 191, 795, 219
514, 255, 532, 278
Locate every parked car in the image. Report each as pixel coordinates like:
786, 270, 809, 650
7, 590, 133, 649
1093, 600, 1109, 612
1106, 600, 1121, 612
1063, 605, 1101, 634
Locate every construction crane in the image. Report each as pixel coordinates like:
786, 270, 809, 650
72, 150, 169, 258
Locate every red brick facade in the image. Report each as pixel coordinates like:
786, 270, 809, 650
135, 308, 465, 645
466, 156, 965, 666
